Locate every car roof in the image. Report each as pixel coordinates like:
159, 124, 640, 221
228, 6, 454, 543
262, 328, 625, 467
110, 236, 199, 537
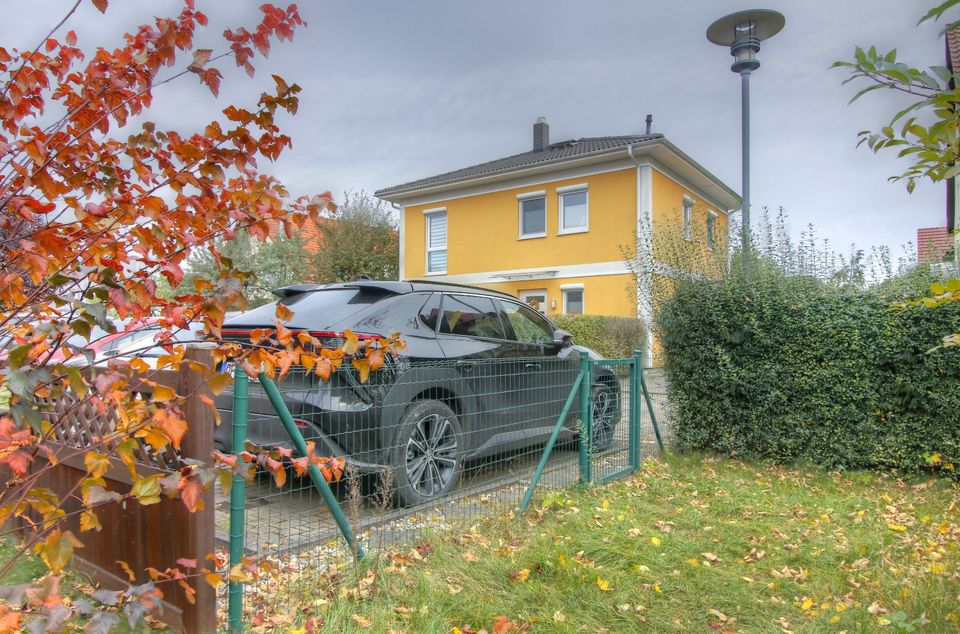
272, 279, 517, 300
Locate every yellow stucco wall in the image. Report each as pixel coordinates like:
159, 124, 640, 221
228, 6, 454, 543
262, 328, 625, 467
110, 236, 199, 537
403, 168, 637, 278
472, 274, 637, 320
651, 170, 728, 267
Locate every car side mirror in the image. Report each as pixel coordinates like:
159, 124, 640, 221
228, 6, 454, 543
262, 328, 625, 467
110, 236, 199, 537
553, 328, 573, 348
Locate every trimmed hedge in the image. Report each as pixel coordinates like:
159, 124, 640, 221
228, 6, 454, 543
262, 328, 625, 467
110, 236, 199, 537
659, 273, 960, 472
552, 314, 646, 360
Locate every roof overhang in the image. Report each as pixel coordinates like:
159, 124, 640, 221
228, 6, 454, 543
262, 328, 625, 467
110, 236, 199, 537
377, 138, 741, 211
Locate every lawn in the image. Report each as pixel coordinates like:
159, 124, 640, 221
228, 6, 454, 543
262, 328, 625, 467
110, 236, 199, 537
260, 454, 959, 633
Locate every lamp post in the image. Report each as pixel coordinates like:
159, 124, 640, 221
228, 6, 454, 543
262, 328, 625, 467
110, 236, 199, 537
707, 9, 784, 273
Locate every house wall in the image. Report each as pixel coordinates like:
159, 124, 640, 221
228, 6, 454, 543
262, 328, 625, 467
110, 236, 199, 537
651, 170, 728, 264
472, 273, 637, 319
402, 168, 637, 279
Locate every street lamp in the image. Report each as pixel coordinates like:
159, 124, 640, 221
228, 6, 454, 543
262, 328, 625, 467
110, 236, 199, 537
707, 9, 785, 272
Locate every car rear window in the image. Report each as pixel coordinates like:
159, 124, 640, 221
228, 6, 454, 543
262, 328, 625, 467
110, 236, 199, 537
438, 294, 507, 340
226, 289, 382, 330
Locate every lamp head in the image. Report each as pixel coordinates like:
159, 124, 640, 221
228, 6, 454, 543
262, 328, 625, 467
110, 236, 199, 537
707, 9, 785, 73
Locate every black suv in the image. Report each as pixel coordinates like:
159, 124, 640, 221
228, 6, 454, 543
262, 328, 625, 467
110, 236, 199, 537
215, 280, 621, 505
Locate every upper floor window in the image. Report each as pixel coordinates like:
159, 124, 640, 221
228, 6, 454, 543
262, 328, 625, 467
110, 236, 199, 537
425, 210, 447, 274
518, 193, 546, 239
706, 211, 717, 251
558, 185, 588, 234
682, 196, 694, 241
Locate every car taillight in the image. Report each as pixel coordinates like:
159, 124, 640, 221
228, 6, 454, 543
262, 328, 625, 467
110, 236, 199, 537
294, 419, 309, 429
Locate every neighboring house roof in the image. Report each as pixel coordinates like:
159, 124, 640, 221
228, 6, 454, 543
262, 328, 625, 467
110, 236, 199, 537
376, 132, 741, 210
265, 215, 330, 254
917, 226, 954, 264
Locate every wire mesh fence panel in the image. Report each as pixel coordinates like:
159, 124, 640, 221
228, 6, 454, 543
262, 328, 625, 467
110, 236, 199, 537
589, 359, 636, 484
216, 352, 647, 618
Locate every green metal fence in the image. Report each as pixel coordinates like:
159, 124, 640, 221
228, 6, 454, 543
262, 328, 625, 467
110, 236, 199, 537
223, 350, 661, 632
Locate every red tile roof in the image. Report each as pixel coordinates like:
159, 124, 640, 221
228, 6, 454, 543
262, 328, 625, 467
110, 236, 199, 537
917, 226, 954, 263
264, 215, 332, 254
948, 28, 960, 74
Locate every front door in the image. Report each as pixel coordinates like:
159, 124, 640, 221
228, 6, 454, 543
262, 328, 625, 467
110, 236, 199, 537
518, 289, 548, 314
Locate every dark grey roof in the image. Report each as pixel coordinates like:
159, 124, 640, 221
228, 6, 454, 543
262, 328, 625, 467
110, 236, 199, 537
376, 134, 664, 198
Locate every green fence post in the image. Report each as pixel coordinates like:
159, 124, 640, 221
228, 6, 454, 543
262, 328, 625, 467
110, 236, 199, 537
257, 372, 364, 559
631, 350, 642, 469
638, 350, 665, 453
518, 373, 583, 515
578, 353, 592, 484
228, 365, 248, 634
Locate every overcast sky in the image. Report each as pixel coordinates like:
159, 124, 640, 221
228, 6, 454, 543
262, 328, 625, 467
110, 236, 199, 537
7, 1, 949, 257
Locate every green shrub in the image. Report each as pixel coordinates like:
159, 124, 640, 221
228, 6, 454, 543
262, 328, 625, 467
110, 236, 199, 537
552, 314, 645, 360
659, 271, 960, 473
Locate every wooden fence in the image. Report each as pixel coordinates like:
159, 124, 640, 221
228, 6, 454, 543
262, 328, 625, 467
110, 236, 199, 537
4, 346, 217, 633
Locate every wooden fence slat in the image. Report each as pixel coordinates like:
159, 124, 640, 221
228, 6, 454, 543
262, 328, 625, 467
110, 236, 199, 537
2, 345, 218, 633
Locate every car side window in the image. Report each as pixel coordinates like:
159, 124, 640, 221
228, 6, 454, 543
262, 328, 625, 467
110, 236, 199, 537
418, 293, 442, 331
500, 300, 555, 344
438, 294, 507, 340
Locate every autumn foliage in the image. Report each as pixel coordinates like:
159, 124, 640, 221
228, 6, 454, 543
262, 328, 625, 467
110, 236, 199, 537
0, 0, 396, 629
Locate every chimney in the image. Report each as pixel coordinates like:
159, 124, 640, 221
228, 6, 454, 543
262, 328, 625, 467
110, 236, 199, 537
533, 117, 549, 151
645, 114, 653, 135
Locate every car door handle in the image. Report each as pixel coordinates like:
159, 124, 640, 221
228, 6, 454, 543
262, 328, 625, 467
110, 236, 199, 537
456, 361, 477, 373
524, 363, 541, 370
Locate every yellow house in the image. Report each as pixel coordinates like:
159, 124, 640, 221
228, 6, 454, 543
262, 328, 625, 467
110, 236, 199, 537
375, 117, 740, 363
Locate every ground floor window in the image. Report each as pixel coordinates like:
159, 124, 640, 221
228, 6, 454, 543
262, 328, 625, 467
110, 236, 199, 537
562, 287, 583, 315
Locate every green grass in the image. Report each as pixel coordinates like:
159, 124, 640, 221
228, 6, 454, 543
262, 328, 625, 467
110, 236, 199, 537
265, 454, 960, 633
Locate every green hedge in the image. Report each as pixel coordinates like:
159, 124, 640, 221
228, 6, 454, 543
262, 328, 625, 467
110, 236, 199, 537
552, 314, 646, 360
659, 273, 960, 473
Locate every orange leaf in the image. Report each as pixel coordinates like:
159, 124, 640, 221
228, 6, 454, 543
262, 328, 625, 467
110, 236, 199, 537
178, 476, 205, 512
275, 304, 294, 321
0, 605, 20, 634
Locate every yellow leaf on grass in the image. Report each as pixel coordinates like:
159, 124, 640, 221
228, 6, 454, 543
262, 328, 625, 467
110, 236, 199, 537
651, 536, 661, 546
351, 614, 372, 628
887, 523, 908, 532
512, 568, 530, 583
801, 598, 813, 610
596, 576, 610, 592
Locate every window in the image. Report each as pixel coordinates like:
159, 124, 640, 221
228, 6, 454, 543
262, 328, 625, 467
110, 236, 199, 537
417, 293, 442, 331
562, 287, 584, 315
425, 211, 447, 273
682, 196, 694, 241
558, 187, 588, 234
519, 290, 547, 314
706, 211, 717, 251
438, 294, 506, 339
518, 194, 546, 238
499, 301, 555, 344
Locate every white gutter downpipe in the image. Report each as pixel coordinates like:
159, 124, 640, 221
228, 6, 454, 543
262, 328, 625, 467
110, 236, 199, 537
627, 142, 655, 368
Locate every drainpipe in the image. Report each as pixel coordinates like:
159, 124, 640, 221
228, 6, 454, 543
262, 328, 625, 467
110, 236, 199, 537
627, 143, 654, 369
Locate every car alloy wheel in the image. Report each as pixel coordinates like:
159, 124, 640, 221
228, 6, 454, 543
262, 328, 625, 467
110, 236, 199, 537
405, 412, 458, 497
391, 400, 463, 506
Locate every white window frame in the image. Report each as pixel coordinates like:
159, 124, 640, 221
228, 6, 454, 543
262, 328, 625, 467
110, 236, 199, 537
682, 195, 694, 241
519, 289, 548, 314
517, 190, 547, 240
706, 210, 718, 251
424, 207, 447, 275
561, 283, 584, 315
557, 183, 589, 235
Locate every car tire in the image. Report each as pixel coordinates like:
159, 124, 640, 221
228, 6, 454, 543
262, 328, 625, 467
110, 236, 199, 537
589, 380, 620, 453
390, 400, 463, 507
